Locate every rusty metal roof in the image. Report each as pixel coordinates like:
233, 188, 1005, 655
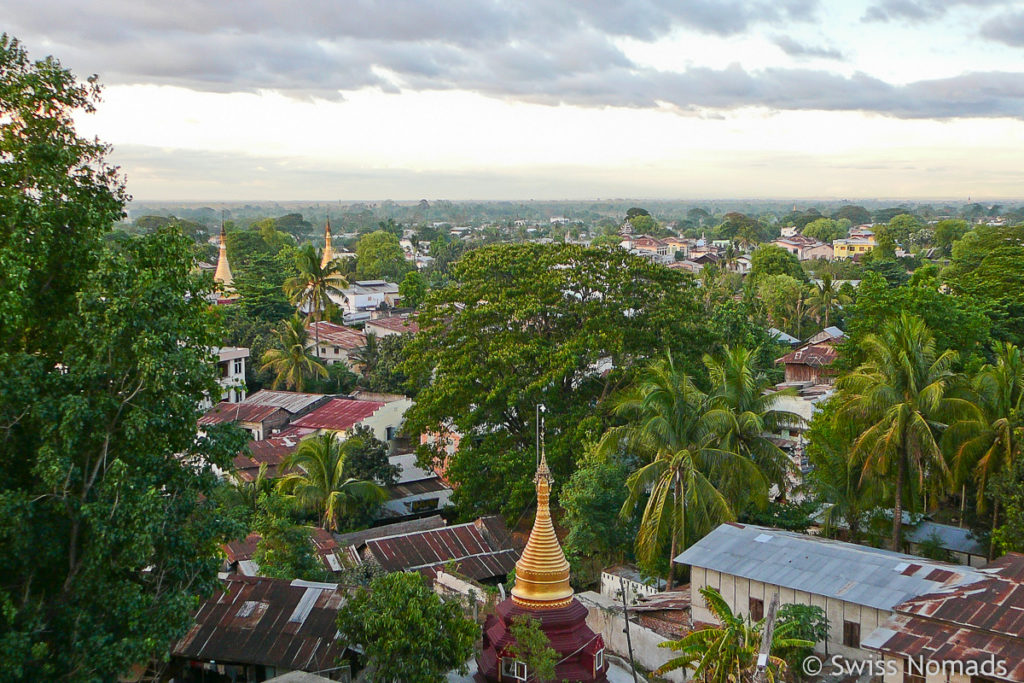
775, 340, 839, 367
362, 516, 517, 581
243, 390, 330, 416
233, 436, 301, 481
366, 315, 419, 335
334, 515, 446, 547
199, 402, 286, 426
290, 398, 385, 432
173, 576, 346, 672
223, 528, 343, 573
306, 321, 366, 350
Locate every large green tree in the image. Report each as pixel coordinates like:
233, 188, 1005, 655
402, 243, 714, 517
336, 571, 478, 683
356, 230, 411, 281
748, 244, 806, 285
0, 37, 244, 680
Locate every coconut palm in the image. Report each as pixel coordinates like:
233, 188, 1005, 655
836, 312, 971, 549
284, 243, 347, 359
805, 273, 850, 328
277, 434, 388, 531
703, 345, 799, 502
599, 353, 767, 588
947, 342, 1024, 547
657, 586, 811, 682
223, 462, 275, 522
260, 315, 328, 392
348, 332, 380, 380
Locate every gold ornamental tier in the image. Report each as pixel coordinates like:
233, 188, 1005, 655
511, 454, 574, 609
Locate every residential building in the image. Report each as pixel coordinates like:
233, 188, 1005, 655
364, 314, 419, 338
775, 326, 845, 384
241, 390, 331, 419
662, 236, 691, 257
772, 235, 834, 260
204, 346, 249, 408
675, 523, 984, 662
600, 565, 666, 605
170, 575, 348, 682
305, 321, 366, 368
864, 552, 1024, 682
621, 235, 669, 256
232, 435, 301, 482
287, 396, 411, 443
380, 451, 452, 520
199, 402, 290, 441
903, 520, 988, 567
328, 280, 401, 316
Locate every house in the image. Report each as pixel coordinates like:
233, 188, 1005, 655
775, 327, 845, 385
223, 528, 344, 576
769, 381, 834, 476
171, 576, 348, 682
329, 280, 401, 316
333, 514, 447, 564
242, 390, 331, 419
364, 315, 419, 338
621, 235, 669, 256
305, 321, 366, 368
771, 235, 834, 261
380, 452, 452, 520
200, 402, 290, 441
232, 435, 301, 482
726, 255, 752, 274
903, 520, 988, 567
662, 236, 691, 257
357, 516, 518, 581
211, 347, 249, 405
864, 552, 1024, 682
769, 327, 801, 346
600, 565, 667, 605
675, 523, 984, 662
287, 396, 411, 443
834, 227, 877, 259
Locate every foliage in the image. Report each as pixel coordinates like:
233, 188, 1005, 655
835, 313, 970, 548
560, 450, 637, 586
989, 452, 1024, 554
800, 218, 846, 243
260, 314, 328, 391
507, 615, 559, 683
277, 434, 388, 531
283, 242, 347, 356
0, 38, 249, 678
340, 425, 400, 486
402, 243, 714, 518
399, 270, 428, 309
356, 230, 412, 281
657, 586, 811, 682
367, 333, 424, 397
336, 571, 478, 683
251, 492, 329, 582
740, 500, 817, 533
748, 244, 806, 285
775, 604, 829, 678
886, 213, 924, 244
832, 204, 871, 225
805, 273, 851, 329
756, 274, 807, 338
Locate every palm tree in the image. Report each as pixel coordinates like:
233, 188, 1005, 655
657, 586, 811, 682
348, 332, 380, 380
805, 273, 850, 328
836, 313, 971, 549
703, 345, 798, 502
277, 434, 388, 531
947, 342, 1024, 543
224, 462, 275, 521
260, 315, 328, 391
599, 354, 767, 589
284, 243, 347, 359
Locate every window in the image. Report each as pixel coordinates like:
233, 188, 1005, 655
500, 658, 527, 681
320, 346, 327, 355
233, 359, 243, 375
386, 426, 396, 440
842, 620, 860, 648
904, 665, 925, 683
594, 648, 604, 674
749, 597, 764, 622
333, 346, 340, 354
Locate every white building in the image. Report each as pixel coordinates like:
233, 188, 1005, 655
329, 280, 400, 315
202, 346, 249, 409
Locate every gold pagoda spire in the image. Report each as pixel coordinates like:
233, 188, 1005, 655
320, 218, 335, 268
213, 222, 235, 291
511, 436, 574, 609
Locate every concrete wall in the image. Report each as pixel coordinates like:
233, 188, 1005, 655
577, 592, 686, 683
600, 572, 661, 605
691, 567, 885, 661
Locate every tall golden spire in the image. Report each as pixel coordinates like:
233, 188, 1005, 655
320, 218, 334, 268
511, 442, 574, 609
214, 221, 235, 291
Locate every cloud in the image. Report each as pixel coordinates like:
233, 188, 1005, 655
5, 0, 1024, 120
981, 10, 1024, 45
862, 0, 1009, 22
773, 36, 845, 59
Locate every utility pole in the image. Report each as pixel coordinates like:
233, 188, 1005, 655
752, 593, 780, 683
619, 577, 639, 683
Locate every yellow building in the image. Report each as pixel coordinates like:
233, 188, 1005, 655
833, 235, 876, 259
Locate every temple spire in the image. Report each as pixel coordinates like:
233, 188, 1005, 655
214, 220, 235, 292
320, 217, 334, 268
511, 414, 573, 609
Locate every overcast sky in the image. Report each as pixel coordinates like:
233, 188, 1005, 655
7, 0, 1024, 200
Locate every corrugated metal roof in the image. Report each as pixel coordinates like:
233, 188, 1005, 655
333, 515, 447, 547
865, 554, 1024, 680
362, 516, 517, 581
173, 576, 346, 672
290, 398, 385, 431
233, 436, 300, 480
243, 390, 330, 416
306, 321, 366, 349
905, 520, 987, 556
223, 529, 342, 574
675, 523, 984, 612
366, 315, 419, 335
199, 402, 286, 426
775, 340, 839, 367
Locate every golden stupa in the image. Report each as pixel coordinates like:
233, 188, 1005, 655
510, 450, 574, 609
213, 223, 238, 299
320, 218, 335, 268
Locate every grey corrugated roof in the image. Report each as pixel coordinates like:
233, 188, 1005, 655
675, 523, 984, 612
904, 521, 986, 557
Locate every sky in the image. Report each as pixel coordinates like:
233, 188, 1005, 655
5, 0, 1024, 201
